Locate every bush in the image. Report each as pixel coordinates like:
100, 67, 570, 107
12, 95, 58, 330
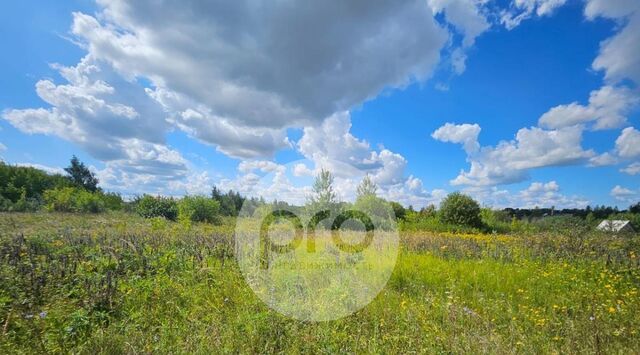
178, 196, 220, 223
99, 192, 125, 211
439, 192, 482, 228
43, 187, 105, 213
135, 195, 178, 220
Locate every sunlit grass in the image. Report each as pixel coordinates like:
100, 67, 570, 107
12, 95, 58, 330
0, 212, 638, 353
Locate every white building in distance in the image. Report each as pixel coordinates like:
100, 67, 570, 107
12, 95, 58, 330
596, 220, 635, 233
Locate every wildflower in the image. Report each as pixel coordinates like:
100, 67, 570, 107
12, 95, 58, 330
608, 306, 616, 314
589, 316, 595, 321
39, 311, 47, 319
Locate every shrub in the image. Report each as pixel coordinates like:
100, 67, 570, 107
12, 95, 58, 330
43, 187, 105, 213
439, 192, 482, 228
99, 192, 125, 211
178, 196, 220, 223
135, 195, 178, 220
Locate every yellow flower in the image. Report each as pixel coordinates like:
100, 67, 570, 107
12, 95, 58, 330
608, 306, 616, 313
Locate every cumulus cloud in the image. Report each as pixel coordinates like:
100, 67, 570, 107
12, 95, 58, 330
616, 127, 640, 158
464, 181, 589, 209
71, 1, 452, 129
431, 123, 481, 153
2, 57, 189, 187
585, 0, 640, 84
2, 0, 497, 197
501, 0, 568, 29
538, 86, 639, 130
433, 123, 595, 186
588, 152, 619, 167
426, 0, 490, 74
620, 162, 640, 175
610, 184, 637, 202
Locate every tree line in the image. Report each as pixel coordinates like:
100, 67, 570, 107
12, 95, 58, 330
1, 157, 638, 232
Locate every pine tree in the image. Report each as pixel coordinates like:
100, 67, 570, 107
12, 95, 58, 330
64, 156, 99, 192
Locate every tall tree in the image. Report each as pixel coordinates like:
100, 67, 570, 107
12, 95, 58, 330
64, 156, 99, 192
356, 175, 378, 198
309, 169, 337, 206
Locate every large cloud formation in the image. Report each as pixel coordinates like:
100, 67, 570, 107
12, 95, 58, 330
2, 0, 491, 195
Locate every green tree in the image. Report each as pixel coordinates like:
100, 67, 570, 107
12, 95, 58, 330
439, 192, 482, 228
307, 169, 338, 228
356, 175, 377, 198
308, 169, 337, 207
389, 201, 406, 220
178, 195, 220, 223
65, 156, 99, 192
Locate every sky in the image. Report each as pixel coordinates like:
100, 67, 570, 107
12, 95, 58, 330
0, 0, 639, 209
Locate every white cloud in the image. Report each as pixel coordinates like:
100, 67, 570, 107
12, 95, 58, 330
297, 112, 410, 186
616, 127, 640, 158
588, 152, 618, 167
0, 142, 6, 153
431, 122, 481, 153
464, 181, 589, 209
620, 162, 640, 175
585, 0, 640, 85
501, 0, 568, 30
435, 124, 594, 186
72, 1, 452, 130
427, 0, 490, 74
538, 86, 639, 130
16, 163, 66, 175
610, 184, 637, 202
238, 160, 284, 175
2, 57, 189, 183
148, 88, 291, 158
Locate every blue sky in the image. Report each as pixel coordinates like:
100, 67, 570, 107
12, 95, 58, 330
1, 0, 639, 208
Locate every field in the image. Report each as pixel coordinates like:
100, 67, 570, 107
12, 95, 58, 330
1, 212, 639, 353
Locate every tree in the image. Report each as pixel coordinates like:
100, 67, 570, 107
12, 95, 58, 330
212, 186, 246, 216
65, 156, 99, 192
306, 169, 338, 228
356, 175, 377, 198
439, 192, 482, 228
630, 202, 640, 214
308, 169, 337, 206
389, 201, 406, 220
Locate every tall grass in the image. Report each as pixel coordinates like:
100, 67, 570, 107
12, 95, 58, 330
0, 213, 638, 353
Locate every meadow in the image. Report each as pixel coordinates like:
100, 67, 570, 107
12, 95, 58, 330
1, 212, 639, 354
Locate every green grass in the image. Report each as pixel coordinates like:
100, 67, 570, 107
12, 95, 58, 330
0, 212, 639, 353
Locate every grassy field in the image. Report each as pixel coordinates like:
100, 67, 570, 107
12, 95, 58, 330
1, 212, 639, 353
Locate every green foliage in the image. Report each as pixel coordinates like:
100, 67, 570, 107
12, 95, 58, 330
99, 192, 125, 211
211, 187, 245, 216
0, 162, 71, 206
439, 192, 482, 228
306, 169, 339, 228
64, 156, 99, 192
135, 195, 178, 220
43, 187, 105, 213
480, 208, 513, 233
308, 169, 337, 207
1, 213, 639, 353
353, 195, 395, 230
389, 201, 406, 220
178, 195, 220, 223
608, 212, 640, 231
356, 175, 377, 198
